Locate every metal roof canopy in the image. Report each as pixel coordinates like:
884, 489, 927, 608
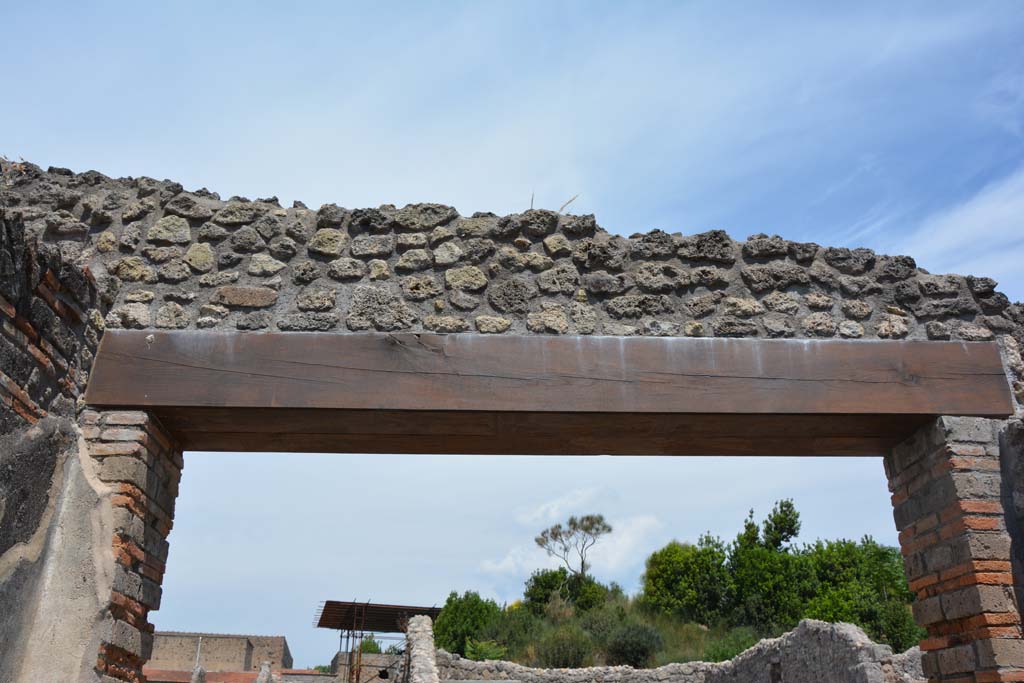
314, 600, 442, 633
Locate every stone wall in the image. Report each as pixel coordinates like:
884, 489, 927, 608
149, 633, 254, 673
0, 162, 1021, 405
407, 616, 441, 683
403, 616, 924, 683
4, 159, 1024, 681
885, 417, 1024, 680
0, 202, 119, 682
1, 199, 185, 682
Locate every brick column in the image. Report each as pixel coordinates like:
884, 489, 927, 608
81, 409, 183, 683
886, 417, 1024, 682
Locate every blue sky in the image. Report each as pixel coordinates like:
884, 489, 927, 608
4, 0, 1024, 668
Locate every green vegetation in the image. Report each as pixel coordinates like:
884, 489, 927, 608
433, 505, 924, 668
360, 636, 383, 654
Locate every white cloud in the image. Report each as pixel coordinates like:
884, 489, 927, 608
481, 513, 663, 588
888, 164, 1024, 302
480, 544, 558, 576
514, 488, 600, 525
588, 515, 664, 577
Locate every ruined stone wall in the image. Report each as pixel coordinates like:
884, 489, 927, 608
401, 616, 924, 683
0, 199, 184, 682
0, 202, 117, 682
0, 162, 1020, 384
4, 159, 1024, 681
149, 633, 254, 673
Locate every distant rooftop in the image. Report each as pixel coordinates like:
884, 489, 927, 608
315, 601, 442, 633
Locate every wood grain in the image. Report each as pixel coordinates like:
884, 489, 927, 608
85, 331, 1014, 456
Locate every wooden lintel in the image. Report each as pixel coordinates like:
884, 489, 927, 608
85, 331, 1014, 456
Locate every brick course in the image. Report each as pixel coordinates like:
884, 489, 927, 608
85, 409, 184, 683
887, 417, 1024, 682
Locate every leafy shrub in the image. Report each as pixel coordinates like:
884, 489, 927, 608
702, 626, 759, 662
605, 622, 663, 668
524, 568, 569, 615
435, 591, 502, 656
568, 574, 609, 611
466, 639, 507, 661
360, 637, 382, 654
578, 600, 627, 649
478, 606, 544, 660
536, 625, 594, 668
642, 536, 730, 625
544, 592, 575, 624
877, 600, 925, 653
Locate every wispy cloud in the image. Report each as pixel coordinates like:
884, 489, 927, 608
887, 164, 1024, 302
514, 488, 599, 525
588, 515, 664, 577
481, 512, 664, 592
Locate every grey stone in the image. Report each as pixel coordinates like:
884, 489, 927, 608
634, 263, 684, 293
823, 247, 876, 274
742, 233, 788, 259
213, 202, 264, 225
678, 230, 735, 264
606, 294, 672, 319
277, 312, 340, 331
402, 276, 443, 301
183, 243, 215, 273
327, 257, 367, 281
247, 253, 287, 276
397, 249, 434, 272
211, 286, 279, 308
488, 278, 537, 314
424, 315, 470, 333
147, 216, 191, 244
155, 302, 190, 329
475, 316, 511, 334
351, 234, 395, 258
316, 203, 346, 229
269, 236, 298, 262
433, 241, 464, 266
296, 288, 337, 312
229, 226, 265, 253
307, 228, 349, 257
445, 266, 488, 292
395, 203, 458, 231
292, 260, 322, 284
164, 194, 214, 220
741, 263, 810, 292
537, 263, 580, 294
158, 259, 191, 283
346, 285, 418, 331
236, 311, 272, 329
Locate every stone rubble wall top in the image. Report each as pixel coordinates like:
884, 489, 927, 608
0, 159, 1020, 351
433, 619, 923, 683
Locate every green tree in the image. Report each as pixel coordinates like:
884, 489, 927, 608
802, 537, 924, 651
642, 535, 730, 625
536, 625, 594, 668
434, 591, 502, 656
477, 605, 544, 659
360, 636, 382, 654
535, 514, 612, 578
524, 567, 611, 613
466, 639, 507, 661
762, 499, 801, 551
726, 506, 814, 632
524, 568, 570, 614
605, 622, 663, 668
